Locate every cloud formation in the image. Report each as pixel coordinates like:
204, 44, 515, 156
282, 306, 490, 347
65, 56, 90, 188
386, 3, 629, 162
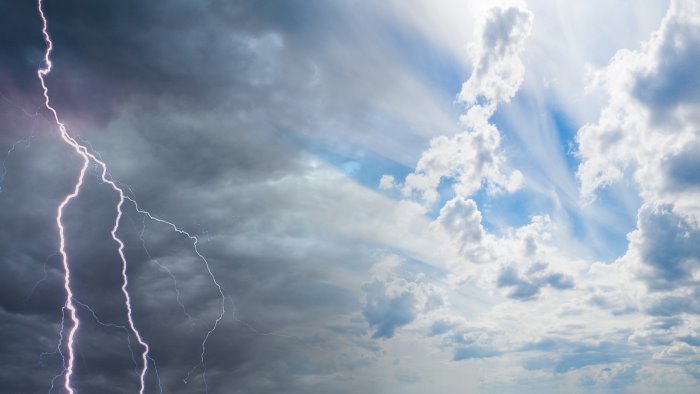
2, 0, 700, 393
394, 3, 531, 203
577, 0, 700, 218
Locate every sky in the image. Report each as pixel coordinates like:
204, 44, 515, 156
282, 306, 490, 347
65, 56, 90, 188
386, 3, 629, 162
1, 0, 700, 393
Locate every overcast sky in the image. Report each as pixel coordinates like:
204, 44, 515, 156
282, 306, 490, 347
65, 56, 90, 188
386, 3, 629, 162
2, 0, 700, 393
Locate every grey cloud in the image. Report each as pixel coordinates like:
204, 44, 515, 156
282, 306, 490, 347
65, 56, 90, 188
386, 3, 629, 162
520, 338, 566, 353
650, 317, 685, 330
523, 357, 556, 371
447, 333, 643, 389
588, 294, 610, 308
496, 263, 574, 301
587, 292, 639, 316
630, 331, 673, 347
632, 7, 700, 123
634, 204, 700, 290
442, 327, 505, 362
679, 336, 700, 347
578, 364, 639, 390
362, 281, 418, 340
544, 273, 575, 290
553, 342, 629, 373
647, 289, 700, 316
428, 320, 457, 337
497, 266, 541, 300
360, 256, 444, 340
520, 338, 637, 375
612, 306, 639, 316
393, 369, 421, 384
662, 142, 700, 191
452, 346, 501, 361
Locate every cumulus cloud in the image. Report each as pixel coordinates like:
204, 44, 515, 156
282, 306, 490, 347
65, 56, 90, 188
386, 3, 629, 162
458, 4, 533, 114
442, 325, 506, 362
363, 281, 419, 339
378, 174, 397, 190
577, 1, 700, 302
496, 263, 574, 301
427, 192, 579, 300
624, 203, 700, 290
432, 196, 492, 262
570, 5, 700, 385
392, 3, 531, 203
362, 255, 444, 339
576, 0, 700, 219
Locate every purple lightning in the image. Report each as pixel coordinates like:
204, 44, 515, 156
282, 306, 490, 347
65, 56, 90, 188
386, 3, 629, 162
36, 0, 150, 392
35, 1, 226, 392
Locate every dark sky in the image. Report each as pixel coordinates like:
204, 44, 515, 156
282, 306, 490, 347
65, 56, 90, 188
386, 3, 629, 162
0, 1, 423, 392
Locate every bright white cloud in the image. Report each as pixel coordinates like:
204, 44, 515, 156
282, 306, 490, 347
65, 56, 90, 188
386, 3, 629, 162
576, 0, 700, 218
575, 1, 700, 310
362, 1, 700, 391
393, 3, 531, 203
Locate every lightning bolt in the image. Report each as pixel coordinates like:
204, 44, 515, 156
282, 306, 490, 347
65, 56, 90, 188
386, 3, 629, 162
139, 214, 196, 324
41, 306, 66, 394
35, 1, 226, 392
127, 197, 226, 391
36, 1, 149, 392
71, 299, 164, 394
0, 95, 39, 194
71, 298, 140, 378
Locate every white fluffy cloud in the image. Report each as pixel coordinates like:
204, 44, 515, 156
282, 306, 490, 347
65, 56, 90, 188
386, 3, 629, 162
390, 4, 531, 203
576, 0, 700, 299
458, 4, 533, 112
576, 0, 700, 220
361, 1, 700, 390
369, 1, 700, 390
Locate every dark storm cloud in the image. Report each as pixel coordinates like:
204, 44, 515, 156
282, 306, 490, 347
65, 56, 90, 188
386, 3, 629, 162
22, 0, 458, 163
0, 0, 451, 392
0, 1, 46, 91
